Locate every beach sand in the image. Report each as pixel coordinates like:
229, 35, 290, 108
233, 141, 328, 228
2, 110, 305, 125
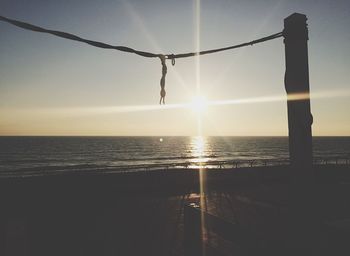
1, 165, 350, 255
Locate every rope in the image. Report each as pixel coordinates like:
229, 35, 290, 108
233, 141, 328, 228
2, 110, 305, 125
0, 15, 283, 103
165, 32, 283, 59
0, 15, 159, 58
159, 55, 167, 104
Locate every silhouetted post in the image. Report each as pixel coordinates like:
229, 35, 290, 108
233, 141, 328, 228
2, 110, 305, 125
284, 13, 313, 174
284, 14, 320, 253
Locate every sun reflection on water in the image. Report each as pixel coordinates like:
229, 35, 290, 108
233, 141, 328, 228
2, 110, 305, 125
190, 136, 211, 167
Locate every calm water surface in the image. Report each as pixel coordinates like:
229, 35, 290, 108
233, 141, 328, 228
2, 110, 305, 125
0, 136, 349, 175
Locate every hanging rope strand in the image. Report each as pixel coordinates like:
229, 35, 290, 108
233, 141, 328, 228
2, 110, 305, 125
0, 15, 284, 103
159, 55, 167, 105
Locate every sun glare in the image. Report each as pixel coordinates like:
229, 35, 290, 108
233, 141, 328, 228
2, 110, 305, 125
190, 96, 208, 114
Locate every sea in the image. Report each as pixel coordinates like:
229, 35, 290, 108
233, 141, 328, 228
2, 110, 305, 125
0, 136, 349, 177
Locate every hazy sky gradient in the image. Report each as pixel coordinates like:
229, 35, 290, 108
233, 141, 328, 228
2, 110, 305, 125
0, 0, 349, 136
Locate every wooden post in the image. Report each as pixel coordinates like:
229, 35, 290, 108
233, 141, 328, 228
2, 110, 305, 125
284, 13, 313, 174
284, 14, 320, 254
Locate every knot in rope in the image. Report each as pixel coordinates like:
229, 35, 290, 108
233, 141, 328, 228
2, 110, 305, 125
167, 54, 176, 66
159, 54, 167, 104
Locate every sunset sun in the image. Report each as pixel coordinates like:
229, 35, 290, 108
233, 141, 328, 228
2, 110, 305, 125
190, 96, 208, 114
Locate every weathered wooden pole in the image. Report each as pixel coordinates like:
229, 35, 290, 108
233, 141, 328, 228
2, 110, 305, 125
284, 13, 319, 253
284, 13, 313, 174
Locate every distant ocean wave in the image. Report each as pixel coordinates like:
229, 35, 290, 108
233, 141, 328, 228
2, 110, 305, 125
0, 136, 349, 177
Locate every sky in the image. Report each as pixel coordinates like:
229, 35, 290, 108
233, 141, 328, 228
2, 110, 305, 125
0, 0, 349, 136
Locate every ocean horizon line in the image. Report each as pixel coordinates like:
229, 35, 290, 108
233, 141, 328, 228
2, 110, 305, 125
0, 135, 349, 138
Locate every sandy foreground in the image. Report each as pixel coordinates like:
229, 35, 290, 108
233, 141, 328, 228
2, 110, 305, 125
1, 165, 349, 256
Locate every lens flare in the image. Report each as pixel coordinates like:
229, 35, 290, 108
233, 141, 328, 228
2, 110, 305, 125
190, 96, 208, 114
6, 89, 349, 118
